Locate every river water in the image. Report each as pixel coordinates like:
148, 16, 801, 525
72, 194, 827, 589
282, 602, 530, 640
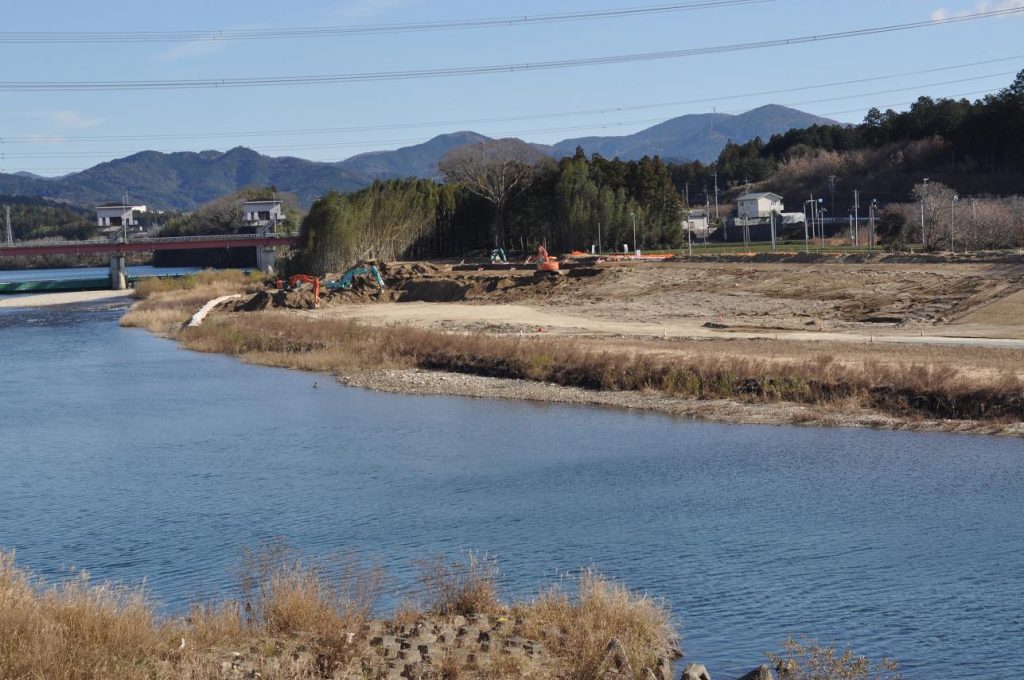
0, 265, 203, 283
0, 298, 1022, 679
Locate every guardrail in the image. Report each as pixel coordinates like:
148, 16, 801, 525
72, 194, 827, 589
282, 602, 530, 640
0, 232, 300, 251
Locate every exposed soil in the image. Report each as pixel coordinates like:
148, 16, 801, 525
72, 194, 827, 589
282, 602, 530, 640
214, 254, 1024, 435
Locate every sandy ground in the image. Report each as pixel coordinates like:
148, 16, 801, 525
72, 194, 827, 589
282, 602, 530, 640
310, 259, 1024, 346
0, 290, 132, 308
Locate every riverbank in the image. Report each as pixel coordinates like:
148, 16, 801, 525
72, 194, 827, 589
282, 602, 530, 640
119, 262, 1024, 437
0, 549, 682, 680
0, 289, 132, 308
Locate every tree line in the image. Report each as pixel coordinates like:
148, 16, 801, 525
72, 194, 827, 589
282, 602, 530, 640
289, 145, 687, 272
682, 69, 1024, 196
0, 196, 95, 242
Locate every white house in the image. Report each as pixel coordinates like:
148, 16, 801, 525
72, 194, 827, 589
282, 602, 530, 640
242, 200, 284, 226
684, 208, 710, 236
736, 192, 784, 220
96, 204, 147, 228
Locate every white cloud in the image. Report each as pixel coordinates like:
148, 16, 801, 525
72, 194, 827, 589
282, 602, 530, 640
46, 111, 104, 130
157, 38, 229, 62
332, 0, 409, 20
932, 0, 1024, 20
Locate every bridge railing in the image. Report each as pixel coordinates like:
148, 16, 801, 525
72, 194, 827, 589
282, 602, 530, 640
0, 232, 300, 250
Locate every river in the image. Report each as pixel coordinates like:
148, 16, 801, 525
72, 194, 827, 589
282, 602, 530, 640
0, 265, 204, 283
0, 297, 1021, 679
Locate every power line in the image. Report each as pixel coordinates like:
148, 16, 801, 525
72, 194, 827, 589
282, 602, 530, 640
3, 55, 1020, 145
1, 7, 1021, 92
0, 1, 772, 44
0, 82, 1006, 161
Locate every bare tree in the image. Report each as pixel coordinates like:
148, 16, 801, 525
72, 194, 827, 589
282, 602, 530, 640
910, 181, 957, 250
439, 138, 549, 248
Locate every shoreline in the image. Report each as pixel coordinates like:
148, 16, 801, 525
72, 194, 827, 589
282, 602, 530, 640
0, 289, 132, 309
118, 266, 1024, 438
336, 367, 1024, 437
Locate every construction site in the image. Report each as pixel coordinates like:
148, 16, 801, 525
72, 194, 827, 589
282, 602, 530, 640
132, 250, 1017, 437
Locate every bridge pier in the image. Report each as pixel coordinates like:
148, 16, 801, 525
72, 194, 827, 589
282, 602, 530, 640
256, 246, 276, 275
109, 254, 126, 290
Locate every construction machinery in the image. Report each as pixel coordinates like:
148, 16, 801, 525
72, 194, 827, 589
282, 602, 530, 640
284, 274, 321, 304
531, 245, 560, 272
324, 264, 386, 291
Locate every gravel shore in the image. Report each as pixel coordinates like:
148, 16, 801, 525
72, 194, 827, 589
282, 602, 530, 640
337, 367, 1024, 437
0, 290, 132, 309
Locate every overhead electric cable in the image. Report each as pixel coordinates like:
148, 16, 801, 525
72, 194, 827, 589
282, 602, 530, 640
3, 54, 1019, 145
0, 81, 1006, 160
0, 1, 770, 43
0, 7, 1020, 92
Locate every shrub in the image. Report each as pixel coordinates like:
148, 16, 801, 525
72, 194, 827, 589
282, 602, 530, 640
417, 552, 503, 617
768, 636, 900, 680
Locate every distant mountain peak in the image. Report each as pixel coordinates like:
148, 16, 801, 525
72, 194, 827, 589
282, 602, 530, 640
0, 105, 835, 209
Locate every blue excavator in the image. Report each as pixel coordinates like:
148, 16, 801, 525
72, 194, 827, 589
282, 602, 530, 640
323, 264, 386, 291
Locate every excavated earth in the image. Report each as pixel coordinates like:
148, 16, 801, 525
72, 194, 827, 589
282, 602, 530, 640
236, 254, 1024, 339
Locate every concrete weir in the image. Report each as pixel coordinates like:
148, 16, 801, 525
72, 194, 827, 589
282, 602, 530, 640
109, 254, 127, 290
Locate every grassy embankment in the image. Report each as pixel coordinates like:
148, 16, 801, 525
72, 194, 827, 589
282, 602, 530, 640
123, 273, 1024, 426
0, 547, 679, 680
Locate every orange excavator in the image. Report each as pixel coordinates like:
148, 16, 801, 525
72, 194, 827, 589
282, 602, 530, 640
531, 244, 560, 272
284, 274, 321, 305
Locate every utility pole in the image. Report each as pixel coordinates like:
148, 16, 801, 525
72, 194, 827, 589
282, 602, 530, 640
818, 200, 826, 249
853, 189, 860, 247
4, 205, 12, 245
770, 209, 776, 252
803, 200, 811, 252
920, 178, 929, 247
829, 175, 836, 217
950, 194, 959, 253
869, 199, 878, 250
631, 212, 637, 256
684, 182, 689, 207
713, 173, 720, 219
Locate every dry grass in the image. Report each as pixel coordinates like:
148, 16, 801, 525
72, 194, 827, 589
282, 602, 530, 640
120, 270, 265, 335
417, 552, 503, 617
768, 636, 901, 680
0, 548, 683, 680
518, 570, 679, 680
171, 310, 1024, 422
0, 551, 175, 680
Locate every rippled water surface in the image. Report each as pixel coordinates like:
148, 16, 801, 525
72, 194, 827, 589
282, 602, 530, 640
0, 265, 203, 282
1, 300, 1022, 679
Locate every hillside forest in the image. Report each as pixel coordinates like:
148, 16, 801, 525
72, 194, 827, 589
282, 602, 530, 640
294, 70, 1024, 269
4, 70, 1023, 268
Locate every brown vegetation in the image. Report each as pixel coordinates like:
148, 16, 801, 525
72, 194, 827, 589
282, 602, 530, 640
0, 548, 679, 680
120, 270, 266, 335
768, 636, 900, 680
166, 310, 1024, 423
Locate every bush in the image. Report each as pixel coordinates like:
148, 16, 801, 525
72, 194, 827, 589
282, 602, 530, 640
416, 552, 503, 617
768, 636, 900, 680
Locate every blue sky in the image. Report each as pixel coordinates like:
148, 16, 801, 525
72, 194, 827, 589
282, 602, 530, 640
1, 0, 1022, 175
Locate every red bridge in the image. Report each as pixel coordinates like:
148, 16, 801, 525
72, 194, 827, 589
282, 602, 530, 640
0, 233, 300, 290
0, 233, 299, 258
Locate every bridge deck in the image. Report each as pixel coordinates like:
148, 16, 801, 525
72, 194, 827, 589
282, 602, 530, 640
0, 233, 300, 258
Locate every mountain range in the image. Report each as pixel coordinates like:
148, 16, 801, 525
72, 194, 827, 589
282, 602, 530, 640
0, 105, 835, 211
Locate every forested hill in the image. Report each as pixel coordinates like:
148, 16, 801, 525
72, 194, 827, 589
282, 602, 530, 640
0, 106, 833, 211
551, 105, 837, 162
0, 196, 96, 241
696, 70, 1024, 203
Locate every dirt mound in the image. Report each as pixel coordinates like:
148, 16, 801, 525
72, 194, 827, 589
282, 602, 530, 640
234, 289, 318, 311
379, 261, 448, 280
